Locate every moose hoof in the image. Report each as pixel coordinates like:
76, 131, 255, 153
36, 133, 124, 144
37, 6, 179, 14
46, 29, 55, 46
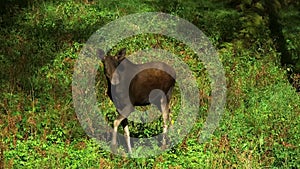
161, 144, 168, 150
110, 144, 117, 154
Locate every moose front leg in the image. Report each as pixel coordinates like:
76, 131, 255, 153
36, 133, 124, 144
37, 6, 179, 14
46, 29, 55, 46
111, 104, 133, 154
111, 114, 125, 153
121, 118, 132, 153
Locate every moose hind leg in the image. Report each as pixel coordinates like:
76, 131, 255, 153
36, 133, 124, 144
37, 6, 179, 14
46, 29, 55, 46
161, 97, 169, 150
149, 89, 169, 149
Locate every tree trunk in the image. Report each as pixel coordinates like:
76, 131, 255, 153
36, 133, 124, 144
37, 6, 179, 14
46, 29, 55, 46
264, 0, 293, 66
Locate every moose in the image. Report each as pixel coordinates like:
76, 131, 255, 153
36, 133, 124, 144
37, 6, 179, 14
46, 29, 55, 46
97, 48, 176, 154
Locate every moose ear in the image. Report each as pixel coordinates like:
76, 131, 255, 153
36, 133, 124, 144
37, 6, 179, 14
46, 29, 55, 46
97, 49, 105, 60
117, 48, 126, 60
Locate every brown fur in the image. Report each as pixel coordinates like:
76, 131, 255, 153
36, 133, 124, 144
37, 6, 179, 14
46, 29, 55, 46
98, 48, 176, 154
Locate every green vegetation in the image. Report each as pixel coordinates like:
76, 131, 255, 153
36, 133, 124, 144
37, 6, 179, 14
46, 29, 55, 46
1, 0, 299, 168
